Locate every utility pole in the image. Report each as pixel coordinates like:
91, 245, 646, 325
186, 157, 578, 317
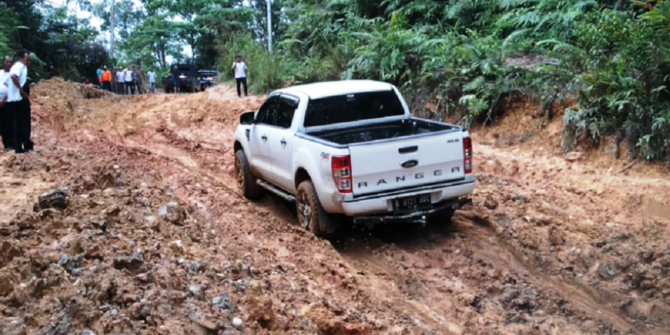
110, 0, 115, 59
266, 0, 272, 53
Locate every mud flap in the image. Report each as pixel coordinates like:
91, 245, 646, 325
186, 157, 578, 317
321, 213, 343, 234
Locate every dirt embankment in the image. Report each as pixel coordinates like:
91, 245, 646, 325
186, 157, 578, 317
1, 79, 669, 335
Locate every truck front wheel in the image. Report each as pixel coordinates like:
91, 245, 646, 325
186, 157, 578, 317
234, 150, 263, 200
296, 180, 335, 238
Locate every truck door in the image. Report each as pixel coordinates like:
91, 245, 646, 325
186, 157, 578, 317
268, 94, 299, 192
248, 96, 278, 179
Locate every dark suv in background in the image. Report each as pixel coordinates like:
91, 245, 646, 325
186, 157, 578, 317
198, 70, 218, 91
163, 64, 219, 93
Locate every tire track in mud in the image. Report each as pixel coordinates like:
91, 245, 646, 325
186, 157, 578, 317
340, 217, 670, 334
462, 219, 638, 333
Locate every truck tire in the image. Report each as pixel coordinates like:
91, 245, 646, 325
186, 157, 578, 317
234, 150, 263, 200
296, 180, 334, 238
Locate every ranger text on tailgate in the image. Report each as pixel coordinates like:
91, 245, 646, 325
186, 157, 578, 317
233, 80, 475, 237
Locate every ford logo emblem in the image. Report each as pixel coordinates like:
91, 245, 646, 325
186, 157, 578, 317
401, 159, 418, 168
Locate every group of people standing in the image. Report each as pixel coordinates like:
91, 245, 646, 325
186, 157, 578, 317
95, 56, 250, 97
96, 65, 157, 95
0, 51, 34, 154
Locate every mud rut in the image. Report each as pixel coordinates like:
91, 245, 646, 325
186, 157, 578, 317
2, 84, 670, 335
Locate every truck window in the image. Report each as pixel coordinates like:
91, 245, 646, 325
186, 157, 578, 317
268, 96, 298, 129
256, 96, 278, 125
303, 90, 404, 128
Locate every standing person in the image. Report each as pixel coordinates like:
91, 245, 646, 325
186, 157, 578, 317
147, 68, 157, 94
0, 56, 14, 152
136, 65, 146, 94
232, 56, 248, 98
116, 67, 125, 94
101, 66, 112, 91
7, 50, 33, 153
96, 66, 103, 89
171, 65, 181, 94
124, 65, 134, 95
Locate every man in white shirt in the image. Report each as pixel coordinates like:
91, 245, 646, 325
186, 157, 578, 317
7, 51, 33, 153
147, 68, 157, 93
124, 65, 134, 95
116, 68, 125, 94
0, 56, 13, 151
232, 56, 248, 98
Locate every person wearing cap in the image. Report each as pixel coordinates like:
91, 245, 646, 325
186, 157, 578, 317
101, 66, 112, 92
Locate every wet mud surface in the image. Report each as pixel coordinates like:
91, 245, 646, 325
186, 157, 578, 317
0, 80, 669, 334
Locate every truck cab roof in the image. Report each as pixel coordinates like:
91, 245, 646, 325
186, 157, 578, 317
276, 80, 395, 100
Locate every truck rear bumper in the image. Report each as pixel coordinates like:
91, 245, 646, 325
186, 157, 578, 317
352, 197, 472, 224
340, 176, 475, 220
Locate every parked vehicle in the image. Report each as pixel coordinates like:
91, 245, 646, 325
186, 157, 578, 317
233, 80, 475, 237
198, 70, 218, 91
162, 64, 218, 93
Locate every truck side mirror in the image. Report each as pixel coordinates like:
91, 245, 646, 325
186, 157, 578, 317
240, 111, 255, 125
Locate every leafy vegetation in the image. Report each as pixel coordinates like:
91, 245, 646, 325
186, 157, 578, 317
2, 0, 670, 161
0, 0, 110, 82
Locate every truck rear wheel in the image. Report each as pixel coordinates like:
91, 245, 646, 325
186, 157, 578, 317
234, 150, 263, 200
296, 180, 334, 238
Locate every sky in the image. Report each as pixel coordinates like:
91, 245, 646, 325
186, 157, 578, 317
48, 0, 106, 29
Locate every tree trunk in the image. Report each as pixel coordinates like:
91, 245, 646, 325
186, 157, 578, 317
190, 32, 196, 64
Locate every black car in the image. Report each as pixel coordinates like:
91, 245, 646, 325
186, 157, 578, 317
162, 64, 218, 93
198, 70, 218, 91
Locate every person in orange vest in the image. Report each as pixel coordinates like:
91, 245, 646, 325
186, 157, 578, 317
101, 66, 113, 92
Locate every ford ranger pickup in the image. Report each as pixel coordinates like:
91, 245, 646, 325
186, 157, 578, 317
233, 80, 475, 237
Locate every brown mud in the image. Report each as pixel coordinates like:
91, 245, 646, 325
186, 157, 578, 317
0, 79, 669, 335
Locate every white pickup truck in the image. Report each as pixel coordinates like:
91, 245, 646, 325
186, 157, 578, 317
233, 80, 475, 237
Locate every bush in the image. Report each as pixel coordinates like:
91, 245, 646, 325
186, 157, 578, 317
561, 6, 670, 161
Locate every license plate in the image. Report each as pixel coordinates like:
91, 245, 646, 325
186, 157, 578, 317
392, 193, 432, 212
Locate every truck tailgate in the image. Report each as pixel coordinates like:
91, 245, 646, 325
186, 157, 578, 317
349, 131, 465, 196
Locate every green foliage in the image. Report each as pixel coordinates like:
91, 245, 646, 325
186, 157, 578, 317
1, 0, 111, 82
555, 2, 670, 161
272, 0, 670, 162
5, 0, 670, 161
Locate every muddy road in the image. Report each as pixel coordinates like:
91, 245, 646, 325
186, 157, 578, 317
1, 79, 669, 335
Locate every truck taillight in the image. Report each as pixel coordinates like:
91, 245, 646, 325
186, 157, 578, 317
463, 137, 473, 174
331, 155, 352, 193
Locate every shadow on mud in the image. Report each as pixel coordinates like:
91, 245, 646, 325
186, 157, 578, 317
258, 191, 462, 251
338, 220, 458, 244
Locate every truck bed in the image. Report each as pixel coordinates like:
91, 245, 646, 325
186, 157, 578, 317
305, 118, 457, 145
